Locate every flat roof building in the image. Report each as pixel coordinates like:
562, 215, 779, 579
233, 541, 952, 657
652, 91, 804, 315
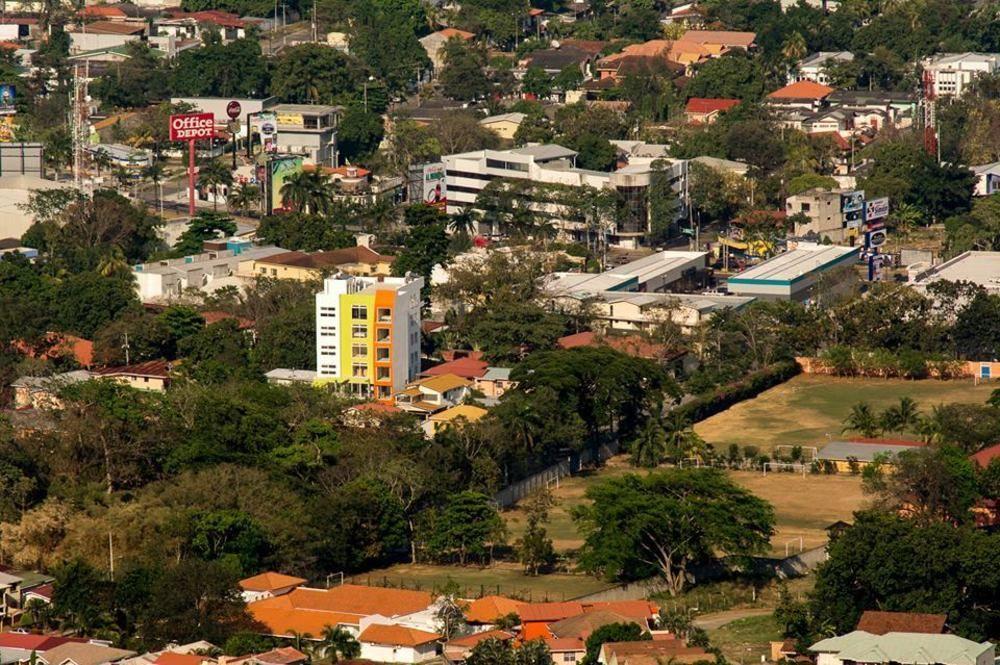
544, 250, 708, 297
726, 242, 858, 301
908, 251, 1000, 295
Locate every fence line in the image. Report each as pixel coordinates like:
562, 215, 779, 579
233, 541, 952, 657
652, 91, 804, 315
494, 439, 622, 508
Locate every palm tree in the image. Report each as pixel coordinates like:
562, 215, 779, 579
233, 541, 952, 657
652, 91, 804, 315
280, 169, 335, 215
880, 396, 921, 434
97, 248, 130, 278
318, 626, 360, 662
888, 203, 922, 242
842, 401, 881, 438
228, 181, 262, 216
198, 160, 235, 211
662, 411, 705, 461
92, 148, 113, 176
630, 416, 668, 468
533, 217, 558, 248
448, 206, 478, 237
142, 161, 165, 215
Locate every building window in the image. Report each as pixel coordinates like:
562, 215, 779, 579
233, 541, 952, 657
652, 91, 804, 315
801, 202, 811, 212
376, 367, 390, 381
351, 305, 368, 320
320, 307, 337, 314
376, 347, 390, 362
376, 327, 390, 342
352, 325, 367, 338
377, 307, 392, 322
352, 344, 367, 358
352, 364, 368, 378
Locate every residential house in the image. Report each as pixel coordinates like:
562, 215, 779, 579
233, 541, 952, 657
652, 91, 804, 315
789, 51, 853, 85
342, 401, 403, 428
421, 356, 489, 381
475, 367, 514, 399
12, 332, 94, 368
425, 403, 488, 437
357, 624, 440, 663
247, 584, 435, 639
155, 10, 253, 42
810, 632, 993, 665
394, 374, 474, 417
67, 20, 145, 54
38, 643, 137, 665
230, 647, 308, 665
661, 3, 704, 27
855, 611, 947, 635
444, 631, 514, 662
464, 595, 526, 629
94, 360, 173, 392
0, 635, 86, 665
766, 80, 835, 111
678, 30, 755, 54
599, 640, 711, 665
921, 53, 1000, 100
314, 273, 423, 400
420, 28, 475, 72
815, 438, 925, 472
518, 602, 585, 640
238, 572, 307, 604
549, 610, 639, 641
241, 244, 396, 281
479, 113, 526, 140
825, 90, 917, 131
595, 40, 695, 81
971, 161, 1000, 196
545, 639, 586, 665
522, 39, 606, 78
684, 98, 740, 124
263, 369, 318, 386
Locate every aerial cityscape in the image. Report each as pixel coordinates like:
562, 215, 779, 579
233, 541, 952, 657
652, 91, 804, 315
1, 1, 1000, 665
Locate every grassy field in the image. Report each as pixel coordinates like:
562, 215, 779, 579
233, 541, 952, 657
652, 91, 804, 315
707, 613, 784, 664
347, 562, 612, 602
693, 374, 994, 452
504, 461, 867, 557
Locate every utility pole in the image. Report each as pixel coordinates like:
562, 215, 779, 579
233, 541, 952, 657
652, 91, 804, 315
122, 332, 130, 365
108, 532, 115, 581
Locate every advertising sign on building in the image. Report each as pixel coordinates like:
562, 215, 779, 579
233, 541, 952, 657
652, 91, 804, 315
865, 226, 887, 250
844, 209, 863, 228
269, 155, 304, 213
169, 113, 215, 141
408, 162, 446, 207
256, 112, 278, 153
864, 197, 890, 222
841, 190, 865, 214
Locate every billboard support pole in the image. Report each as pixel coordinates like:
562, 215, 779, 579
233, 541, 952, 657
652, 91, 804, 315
188, 138, 196, 217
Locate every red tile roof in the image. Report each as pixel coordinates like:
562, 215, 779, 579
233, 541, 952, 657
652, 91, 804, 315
557, 332, 684, 361
239, 571, 307, 592
767, 80, 834, 100
544, 638, 585, 652
0, 634, 80, 651
154, 653, 207, 665
583, 601, 658, 621
94, 359, 172, 379
252, 647, 308, 665
970, 442, 1000, 468
435, 28, 474, 40
80, 5, 128, 18
358, 624, 441, 647
421, 357, 489, 380
13, 333, 94, 368
685, 98, 740, 115
847, 437, 925, 447
465, 595, 526, 624
200, 310, 255, 330
447, 630, 514, 647
75, 20, 145, 34
855, 611, 946, 635
518, 601, 585, 622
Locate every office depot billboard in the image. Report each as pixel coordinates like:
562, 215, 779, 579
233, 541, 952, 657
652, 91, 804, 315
169, 113, 216, 141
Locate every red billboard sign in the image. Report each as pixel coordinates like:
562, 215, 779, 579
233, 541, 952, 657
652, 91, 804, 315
169, 113, 216, 141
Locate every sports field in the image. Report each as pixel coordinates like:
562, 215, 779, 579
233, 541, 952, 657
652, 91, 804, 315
503, 461, 868, 557
693, 374, 994, 451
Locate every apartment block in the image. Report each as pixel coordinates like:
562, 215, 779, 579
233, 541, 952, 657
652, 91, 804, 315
442, 144, 687, 249
921, 52, 1000, 99
315, 273, 423, 400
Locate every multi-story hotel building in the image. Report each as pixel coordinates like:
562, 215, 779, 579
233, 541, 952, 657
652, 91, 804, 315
315, 273, 423, 400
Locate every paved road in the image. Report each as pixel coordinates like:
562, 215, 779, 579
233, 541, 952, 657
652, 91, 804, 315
693, 608, 774, 630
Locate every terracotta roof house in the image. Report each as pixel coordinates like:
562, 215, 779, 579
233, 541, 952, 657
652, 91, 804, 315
394, 374, 474, 417
677, 30, 756, 52
239, 572, 307, 602
596, 40, 701, 80
74, 20, 145, 35
425, 404, 488, 437
766, 81, 835, 109
519, 602, 586, 640
549, 610, 637, 640
244, 246, 395, 280
153, 654, 208, 665
94, 360, 173, 391
358, 624, 441, 663
970, 442, 1000, 468
13, 333, 94, 368
855, 611, 947, 635
248, 585, 434, 639
420, 28, 475, 70
39, 643, 137, 665
584, 601, 658, 623
200, 310, 255, 330
556, 331, 685, 363
421, 357, 490, 380
601, 640, 711, 665
465, 595, 526, 625
685, 97, 740, 123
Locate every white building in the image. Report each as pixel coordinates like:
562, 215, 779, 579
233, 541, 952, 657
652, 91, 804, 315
971, 161, 1000, 196
726, 242, 858, 301
442, 144, 688, 249
544, 250, 709, 296
921, 53, 1000, 99
315, 273, 423, 400
357, 624, 440, 664
131, 245, 287, 302
789, 51, 854, 85
811, 632, 994, 665
908, 251, 1000, 295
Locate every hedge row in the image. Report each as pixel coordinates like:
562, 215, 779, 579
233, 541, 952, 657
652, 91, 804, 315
675, 360, 801, 423
817, 345, 967, 379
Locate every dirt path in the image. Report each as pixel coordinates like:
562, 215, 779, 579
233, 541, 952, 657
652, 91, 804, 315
693, 607, 774, 630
